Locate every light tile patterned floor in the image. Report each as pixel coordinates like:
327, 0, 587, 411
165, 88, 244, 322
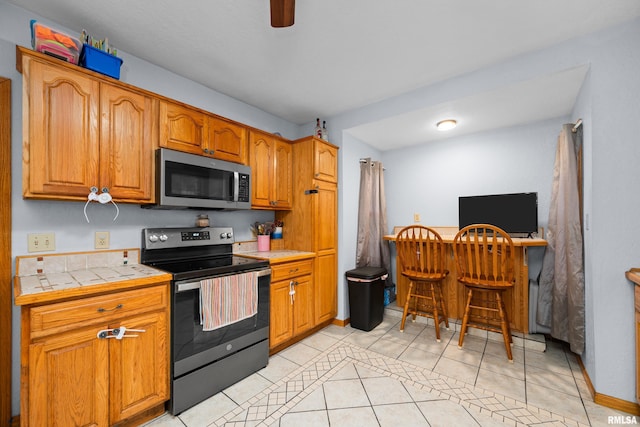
145, 308, 634, 427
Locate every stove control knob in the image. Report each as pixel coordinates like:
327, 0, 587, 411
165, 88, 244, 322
226, 232, 233, 239
148, 234, 159, 243
219, 233, 227, 239
159, 234, 168, 242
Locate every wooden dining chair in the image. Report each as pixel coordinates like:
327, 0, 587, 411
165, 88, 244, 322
396, 225, 449, 341
453, 224, 516, 361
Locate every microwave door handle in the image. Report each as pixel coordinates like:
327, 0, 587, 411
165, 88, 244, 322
233, 171, 239, 202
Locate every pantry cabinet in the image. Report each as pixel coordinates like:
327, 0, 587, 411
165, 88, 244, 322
159, 100, 248, 164
277, 137, 339, 325
269, 259, 314, 349
17, 47, 155, 203
249, 130, 293, 210
20, 284, 169, 427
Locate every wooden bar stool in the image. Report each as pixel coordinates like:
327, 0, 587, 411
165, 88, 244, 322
396, 226, 449, 341
453, 224, 516, 361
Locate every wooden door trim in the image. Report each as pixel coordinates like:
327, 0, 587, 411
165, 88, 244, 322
0, 76, 12, 425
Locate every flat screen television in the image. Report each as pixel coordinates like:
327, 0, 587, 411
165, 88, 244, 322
458, 192, 538, 236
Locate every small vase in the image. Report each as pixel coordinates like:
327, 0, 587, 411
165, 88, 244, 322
272, 227, 283, 239
257, 235, 270, 251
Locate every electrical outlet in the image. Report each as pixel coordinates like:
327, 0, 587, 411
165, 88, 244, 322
413, 213, 420, 223
95, 231, 110, 249
27, 232, 55, 253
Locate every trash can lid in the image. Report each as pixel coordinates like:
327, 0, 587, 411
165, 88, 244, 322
345, 266, 387, 280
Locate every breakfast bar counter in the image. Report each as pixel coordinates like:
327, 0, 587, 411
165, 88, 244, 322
385, 226, 547, 334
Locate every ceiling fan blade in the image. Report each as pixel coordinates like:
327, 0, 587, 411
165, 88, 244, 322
270, 0, 295, 27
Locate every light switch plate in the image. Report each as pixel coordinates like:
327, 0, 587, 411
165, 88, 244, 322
27, 232, 55, 252
95, 231, 110, 249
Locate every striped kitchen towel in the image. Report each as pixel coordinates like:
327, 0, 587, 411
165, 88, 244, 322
199, 271, 258, 331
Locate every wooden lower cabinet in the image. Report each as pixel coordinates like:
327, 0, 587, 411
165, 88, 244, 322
269, 258, 314, 349
20, 284, 169, 426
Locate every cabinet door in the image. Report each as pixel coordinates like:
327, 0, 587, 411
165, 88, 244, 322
209, 116, 248, 164
314, 181, 337, 252
314, 139, 338, 183
28, 326, 109, 427
272, 139, 293, 209
250, 131, 275, 209
270, 280, 294, 348
159, 101, 208, 155
293, 275, 314, 335
100, 83, 155, 202
109, 310, 169, 423
314, 253, 337, 324
25, 59, 100, 198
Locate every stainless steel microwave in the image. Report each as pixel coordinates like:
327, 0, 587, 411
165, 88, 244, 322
145, 148, 251, 210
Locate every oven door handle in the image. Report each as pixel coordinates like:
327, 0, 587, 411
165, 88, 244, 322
175, 268, 271, 293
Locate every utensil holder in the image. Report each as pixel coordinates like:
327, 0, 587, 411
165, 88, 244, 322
257, 235, 270, 252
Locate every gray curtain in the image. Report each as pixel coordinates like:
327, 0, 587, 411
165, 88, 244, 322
355, 158, 392, 283
537, 123, 585, 354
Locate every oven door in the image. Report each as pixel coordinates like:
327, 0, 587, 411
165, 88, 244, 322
172, 268, 270, 378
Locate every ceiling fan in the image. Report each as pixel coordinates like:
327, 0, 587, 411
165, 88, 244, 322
270, 0, 295, 27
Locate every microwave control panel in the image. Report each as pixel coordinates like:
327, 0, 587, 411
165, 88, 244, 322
238, 174, 250, 202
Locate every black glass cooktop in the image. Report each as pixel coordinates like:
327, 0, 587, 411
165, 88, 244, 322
149, 255, 269, 281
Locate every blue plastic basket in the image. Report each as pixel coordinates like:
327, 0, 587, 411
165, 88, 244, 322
80, 44, 123, 79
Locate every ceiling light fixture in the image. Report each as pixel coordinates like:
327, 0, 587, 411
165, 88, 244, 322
436, 119, 457, 131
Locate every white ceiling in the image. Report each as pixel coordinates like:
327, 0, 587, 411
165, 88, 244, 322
9, 0, 640, 150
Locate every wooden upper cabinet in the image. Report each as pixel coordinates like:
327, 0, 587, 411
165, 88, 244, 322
24, 58, 100, 198
249, 130, 292, 210
159, 100, 207, 154
19, 48, 155, 203
208, 116, 248, 164
100, 83, 155, 202
314, 138, 338, 183
159, 100, 249, 164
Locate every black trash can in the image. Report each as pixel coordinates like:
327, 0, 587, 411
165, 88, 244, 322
346, 266, 387, 331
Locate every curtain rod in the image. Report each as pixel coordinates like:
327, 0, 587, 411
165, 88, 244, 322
360, 158, 385, 170
572, 118, 583, 133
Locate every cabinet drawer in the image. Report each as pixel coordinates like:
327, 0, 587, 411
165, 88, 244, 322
30, 285, 168, 338
271, 260, 313, 282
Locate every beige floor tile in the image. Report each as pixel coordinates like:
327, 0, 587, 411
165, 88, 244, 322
142, 413, 186, 427
525, 363, 580, 396
373, 402, 430, 426
476, 368, 526, 402
222, 371, 273, 405
179, 391, 239, 426
288, 387, 327, 412
280, 409, 330, 427
526, 381, 590, 424
433, 356, 479, 384
442, 343, 483, 367
417, 399, 487, 427
257, 353, 300, 383
327, 406, 379, 427
481, 352, 525, 381
398, 345, 440, 370
342, 330, 382, 347
278, 342, 322, 365
362, 376, 414, 405
323, 379, 371, 409
452, 331, 487, 353
368, 336, 410, 358
300, 331, 340, 351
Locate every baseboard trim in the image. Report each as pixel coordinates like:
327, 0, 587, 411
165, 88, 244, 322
577, 355, 640, 415
332, 317, 348, 327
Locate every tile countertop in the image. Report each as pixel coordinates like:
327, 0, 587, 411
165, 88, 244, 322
14, 248, 172, 306
237, 249, 315, 263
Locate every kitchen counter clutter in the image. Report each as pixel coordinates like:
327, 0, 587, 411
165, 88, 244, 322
14, 248, 172, 305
